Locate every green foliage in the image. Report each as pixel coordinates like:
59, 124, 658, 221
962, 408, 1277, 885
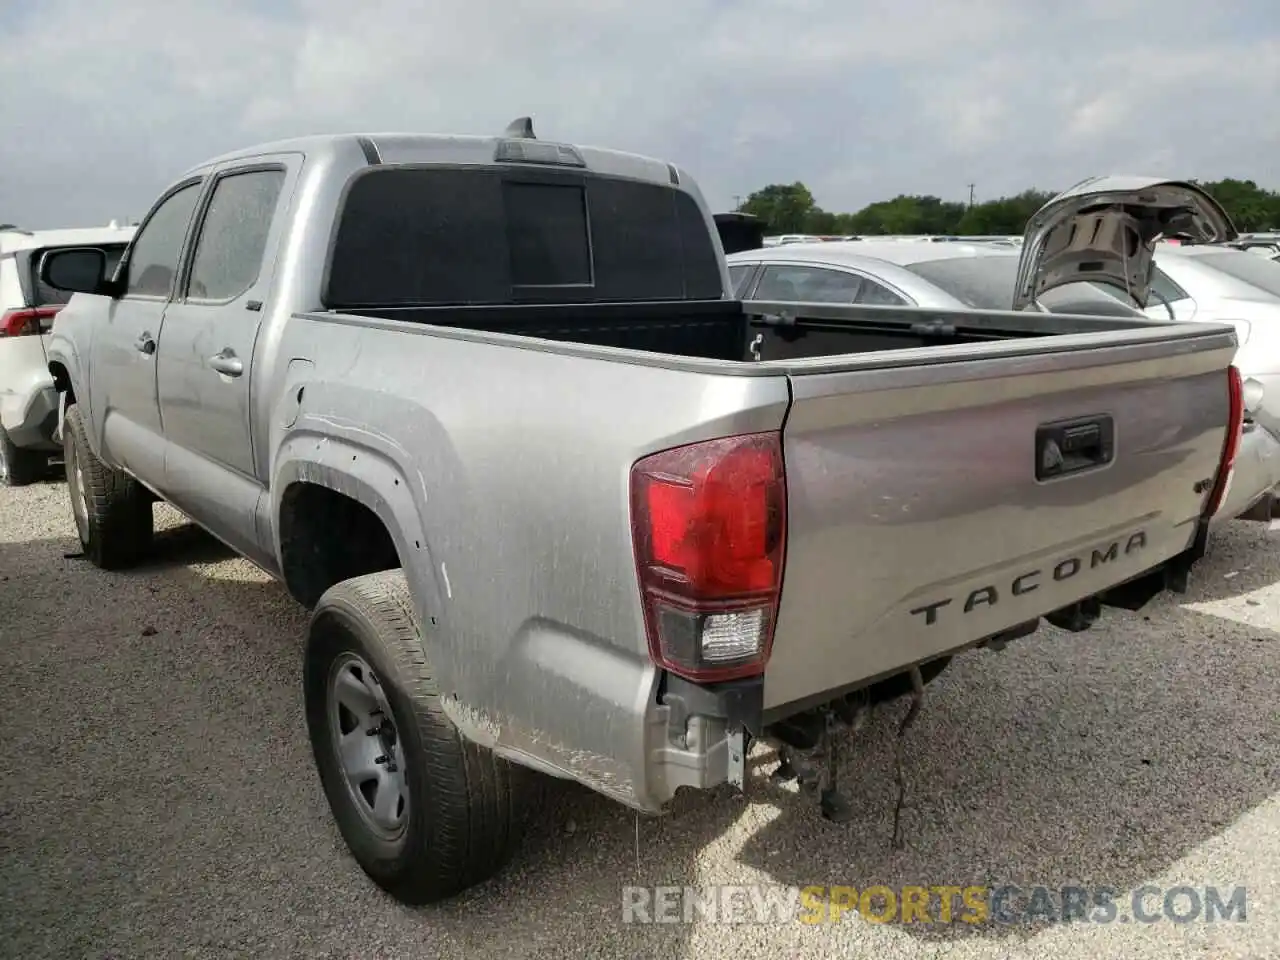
735, 183, 818, 235
1198, 179, 1280, 232
735, 180, 1280, 236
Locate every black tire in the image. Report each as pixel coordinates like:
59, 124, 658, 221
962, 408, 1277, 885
0, 426, 47, 487
62, 402, 153, 569
305, 569, 526, 904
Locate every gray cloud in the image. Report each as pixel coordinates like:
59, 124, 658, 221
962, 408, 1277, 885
2, 0, 1277, 228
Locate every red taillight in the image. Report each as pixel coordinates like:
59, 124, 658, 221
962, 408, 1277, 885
0, 306, 62, 338
1205, 365, 1245, 517
630, 432, 786, 682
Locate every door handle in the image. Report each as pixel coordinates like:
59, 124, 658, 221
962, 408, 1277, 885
1035, 415, 1115, 480
135, 332, 156, 356
208, 350, 244, 378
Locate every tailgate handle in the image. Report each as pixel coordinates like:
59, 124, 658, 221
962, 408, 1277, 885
1035, 415, 1114, 480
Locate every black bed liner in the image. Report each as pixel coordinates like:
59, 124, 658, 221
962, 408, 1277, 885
335, 298, 1168, 362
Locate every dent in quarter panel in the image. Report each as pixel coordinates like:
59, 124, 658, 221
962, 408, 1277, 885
280, 358, 313, 429
442, 616, 659, 808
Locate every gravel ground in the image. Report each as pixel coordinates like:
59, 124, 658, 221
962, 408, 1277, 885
2, 478, 1279, 959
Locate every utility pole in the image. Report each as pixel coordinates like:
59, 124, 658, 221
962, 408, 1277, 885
967, 184, 976, 208
732, 195, 743, 210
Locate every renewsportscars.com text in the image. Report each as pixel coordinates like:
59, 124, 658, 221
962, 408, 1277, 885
621, 884, 1248, 925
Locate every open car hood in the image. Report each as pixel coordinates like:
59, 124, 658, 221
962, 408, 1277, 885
1012, 176, 1237, 311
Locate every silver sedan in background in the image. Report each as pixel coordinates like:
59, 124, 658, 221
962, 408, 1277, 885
726, 240, 1144, 315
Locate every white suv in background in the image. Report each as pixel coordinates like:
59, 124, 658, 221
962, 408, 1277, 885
0, 222, 135, 485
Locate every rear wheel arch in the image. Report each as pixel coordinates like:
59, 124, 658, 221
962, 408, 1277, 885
48, 361, 79, 448
273, 439, 445, 592
277, 480, 405, 610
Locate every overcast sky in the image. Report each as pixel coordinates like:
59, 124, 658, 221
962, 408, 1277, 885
2, 0, 1278, 229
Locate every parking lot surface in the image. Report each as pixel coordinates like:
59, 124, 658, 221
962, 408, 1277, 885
2, 478, 1279, 959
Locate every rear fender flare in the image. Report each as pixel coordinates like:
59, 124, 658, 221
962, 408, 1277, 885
47, 329, 97, 452
48, 364, 86, 447
272, 434, 452, 683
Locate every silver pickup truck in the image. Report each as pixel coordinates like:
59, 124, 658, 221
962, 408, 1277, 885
42, 126, 1243, 904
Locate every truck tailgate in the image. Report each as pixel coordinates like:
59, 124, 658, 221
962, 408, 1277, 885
764, 325, 1237, 714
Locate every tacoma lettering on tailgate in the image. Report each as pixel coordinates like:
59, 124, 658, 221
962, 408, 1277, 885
909, 531, 1148, 626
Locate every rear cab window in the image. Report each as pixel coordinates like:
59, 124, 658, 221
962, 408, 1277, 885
323, 166, 724, 309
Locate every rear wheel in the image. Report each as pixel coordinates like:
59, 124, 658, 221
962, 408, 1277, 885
62, 403, 153, 569
0, 427, 47, 487
304, 569, 526, 904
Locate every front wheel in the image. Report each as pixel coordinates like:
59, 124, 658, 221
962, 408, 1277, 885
304, 569, 527, 904
62, 403, 153, 569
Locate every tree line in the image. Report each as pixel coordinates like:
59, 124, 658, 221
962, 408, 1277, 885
737, 179, 1280, 237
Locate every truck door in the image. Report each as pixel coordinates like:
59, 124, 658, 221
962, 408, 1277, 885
89, 179, 204, 481
155, 158, 296, 561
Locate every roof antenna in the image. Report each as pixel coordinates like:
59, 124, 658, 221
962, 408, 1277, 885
503, 116, 536, 139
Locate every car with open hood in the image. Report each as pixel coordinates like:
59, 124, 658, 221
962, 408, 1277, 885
729, 176, 1270, 527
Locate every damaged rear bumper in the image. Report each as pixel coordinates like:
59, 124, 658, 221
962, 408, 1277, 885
640, 517, 1213, 814
449, 525, 1213, 819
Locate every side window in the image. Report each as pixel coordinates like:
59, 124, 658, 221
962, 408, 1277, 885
1149, 267, 1190, 305
753, 265, 862, 303
186, 169, 286, 302
855, 277, 909, 306
727, 264, 755, 297
125, 183, 203, 298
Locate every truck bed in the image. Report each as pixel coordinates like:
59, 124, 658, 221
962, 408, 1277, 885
334, 297, 1173, 363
